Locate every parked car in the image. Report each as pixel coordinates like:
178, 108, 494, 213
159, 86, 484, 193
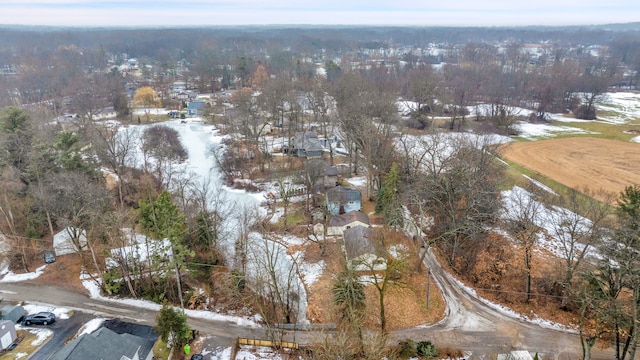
44, 251, 56, 264
190, 354, 204, 360
23, 312, 56, 325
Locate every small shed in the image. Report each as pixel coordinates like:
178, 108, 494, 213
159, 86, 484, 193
0, 305, 24, 324
0, 320, 17, 351
497, 350, 534, 360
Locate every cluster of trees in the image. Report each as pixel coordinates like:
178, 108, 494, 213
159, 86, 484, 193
0, 105, 237, 308
575, 185, 640, 360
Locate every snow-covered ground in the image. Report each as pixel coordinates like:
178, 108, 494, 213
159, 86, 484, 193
501, 186, 600, 261
513, 122, 596, 139
401, 92, 640, 141
206, 345, 291, 360
593, 92, 640, 124
513, 92, 640, 139
0, 265, 47, 283
80, 272, 261, 327
522, 175, 556, 195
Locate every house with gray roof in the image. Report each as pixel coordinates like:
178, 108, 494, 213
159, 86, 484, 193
342, 224, 386, 271
187, 100, 206, 116
292, 131, 324, 158
327, 210, 370, 236
49, 326, 155, 360
326, 186, 362, 215
323, 166, 338, 188
0, 305, 25, 324
0, 320, 17, 350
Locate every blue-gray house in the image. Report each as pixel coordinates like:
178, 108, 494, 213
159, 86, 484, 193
187, 100, 206, 116
292, 131, 324, 158
326, 186, 362, 215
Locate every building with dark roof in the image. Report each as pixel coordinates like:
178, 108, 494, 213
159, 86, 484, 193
49, 326, 155, 360
0, 305, 24, 324
326, 186, 362, 215
327, 210, 370, 236
292, 131, 324, 158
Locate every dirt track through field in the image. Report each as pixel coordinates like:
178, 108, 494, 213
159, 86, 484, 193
499, 137, 640, 202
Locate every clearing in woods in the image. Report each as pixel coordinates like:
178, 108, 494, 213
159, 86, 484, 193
499, 137, 640, 202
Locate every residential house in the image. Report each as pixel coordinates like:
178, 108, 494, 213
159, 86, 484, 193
323, 166, 338, 188
0, 320, 17, 351
343, 226, 374, 258
0, 305, 24, 324
187, 100, 206, 116
53, 227, 87, 257
177, 90, 198, 102
49, 326, 155, 360
318, 134, 338, 149
343, 226, 386, 271
292, 131, 324, 158
326, 186, 361, 215
327, 210, 370, 236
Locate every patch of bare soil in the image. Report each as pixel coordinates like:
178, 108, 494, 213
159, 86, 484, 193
25, 253, 87, 294
499, 137, 640, 203
306, 233, 446, 331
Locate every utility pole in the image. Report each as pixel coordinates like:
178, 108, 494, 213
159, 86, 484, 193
426, 268, 431, 310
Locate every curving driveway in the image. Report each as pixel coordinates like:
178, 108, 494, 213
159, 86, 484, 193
391, 248, 614, 359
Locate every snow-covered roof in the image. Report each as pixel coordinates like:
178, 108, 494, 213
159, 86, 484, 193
53, 227, 87, 256
105, 234, 171, 270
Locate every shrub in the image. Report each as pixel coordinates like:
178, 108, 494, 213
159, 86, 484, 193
574, 104, 596, 120
416, 340, 438, 358
396, 339, 417, 358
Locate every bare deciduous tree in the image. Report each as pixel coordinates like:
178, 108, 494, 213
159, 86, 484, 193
503, 185, 544, 302
543, 188, 613, 308
93, 123, 139, 207
140, 125, 187, 189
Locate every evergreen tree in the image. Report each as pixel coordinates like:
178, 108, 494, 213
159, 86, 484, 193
155, 303, 191, 348
377, 162, 404, 228
138, 190, 193, 307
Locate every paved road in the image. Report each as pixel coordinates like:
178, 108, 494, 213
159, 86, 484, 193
0, 251, 617, 359
0, 283, 266, 343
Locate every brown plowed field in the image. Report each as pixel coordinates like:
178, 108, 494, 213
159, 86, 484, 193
499, 137, 640, 202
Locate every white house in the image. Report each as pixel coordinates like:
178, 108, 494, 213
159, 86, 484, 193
105, 229, 172, 271
53, 227, 87, 256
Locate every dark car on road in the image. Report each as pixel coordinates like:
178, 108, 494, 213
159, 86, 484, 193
190, 354, 204, 360
23, 312, 56, 325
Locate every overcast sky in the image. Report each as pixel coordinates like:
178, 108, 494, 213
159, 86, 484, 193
1, 0, 638, 27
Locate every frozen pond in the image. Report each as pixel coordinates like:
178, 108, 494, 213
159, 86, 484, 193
128, 119, 308, 324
